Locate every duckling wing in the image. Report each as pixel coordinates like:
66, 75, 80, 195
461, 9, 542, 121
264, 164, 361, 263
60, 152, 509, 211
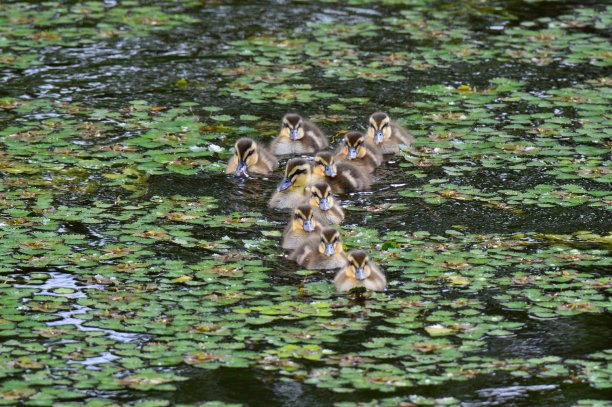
281, 223, 296, 249
303, 120, 328, 149
313, 206, 344, 225
258, 147, 280, 171
365, 141, 383, 167
390, 121, 414, 145
364, 265, 387, 291
335, 163, 372, 192
287, 235, 318, 262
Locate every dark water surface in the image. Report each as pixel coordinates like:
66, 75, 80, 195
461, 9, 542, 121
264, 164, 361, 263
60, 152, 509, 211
0, 0, 610, 406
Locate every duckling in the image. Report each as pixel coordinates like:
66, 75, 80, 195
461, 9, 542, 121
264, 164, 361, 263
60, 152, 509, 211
305, 182, 345, 225
225, 137, 279, 176
288, 227, 348, 270
335, 131, 382, 173
366, 112, 414, 154
268, 158, 312, 209
282, 205, 321, 250
313, 151, 372, 194
270, 113, 329, 155
334, 250, 386, 292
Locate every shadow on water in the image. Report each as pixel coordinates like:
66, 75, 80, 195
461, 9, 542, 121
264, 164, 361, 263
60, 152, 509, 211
148, 160, 611, 238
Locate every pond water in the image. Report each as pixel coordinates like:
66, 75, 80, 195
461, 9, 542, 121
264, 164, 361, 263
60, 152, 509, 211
0, 1, 610, 406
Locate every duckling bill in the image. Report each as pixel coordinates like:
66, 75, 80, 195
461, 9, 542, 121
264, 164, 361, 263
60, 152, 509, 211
270, 114, 328, 155
334, 250, 386, 292
225, 137, 279, 176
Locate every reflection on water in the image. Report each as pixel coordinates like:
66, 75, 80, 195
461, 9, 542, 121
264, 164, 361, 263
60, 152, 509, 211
488, 314, 612, 359
470, 384, 559, 406
17, 272, 145, 369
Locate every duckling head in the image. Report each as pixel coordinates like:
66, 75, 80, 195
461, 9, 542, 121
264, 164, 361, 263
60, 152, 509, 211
232, 138, 259, 176
345, 250, 372, 281
309, 182, 334, 211
367, 112, 391, 145
277, 158, 311, 191
281, 113, 304, 141
314, 151, 337, 177
341, 131, 367, 160
292, 205, 316, 233
318, 227, 343, 257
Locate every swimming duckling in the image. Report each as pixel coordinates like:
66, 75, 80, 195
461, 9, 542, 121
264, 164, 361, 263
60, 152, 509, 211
313, 151, 372, 194
268, 158, 312, 209
288, 227, 348, 270
225, 137, 279, 176
282, 205, 321, 250
335, 131, 382, 173
366, 112, 414, 154
270, 113, 328, 155
334, 250, 386, 292
305, 182, 344, 225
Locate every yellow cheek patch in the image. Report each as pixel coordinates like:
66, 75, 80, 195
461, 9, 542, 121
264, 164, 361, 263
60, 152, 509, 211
357, 146, 367, 158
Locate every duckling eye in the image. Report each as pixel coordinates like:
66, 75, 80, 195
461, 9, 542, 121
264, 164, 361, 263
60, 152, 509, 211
381, 122, 389, 129
283, 123, 290, 128
244, 149, 255, 159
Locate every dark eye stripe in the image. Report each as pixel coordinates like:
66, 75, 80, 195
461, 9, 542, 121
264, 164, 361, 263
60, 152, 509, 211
290, 168, 307, 177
